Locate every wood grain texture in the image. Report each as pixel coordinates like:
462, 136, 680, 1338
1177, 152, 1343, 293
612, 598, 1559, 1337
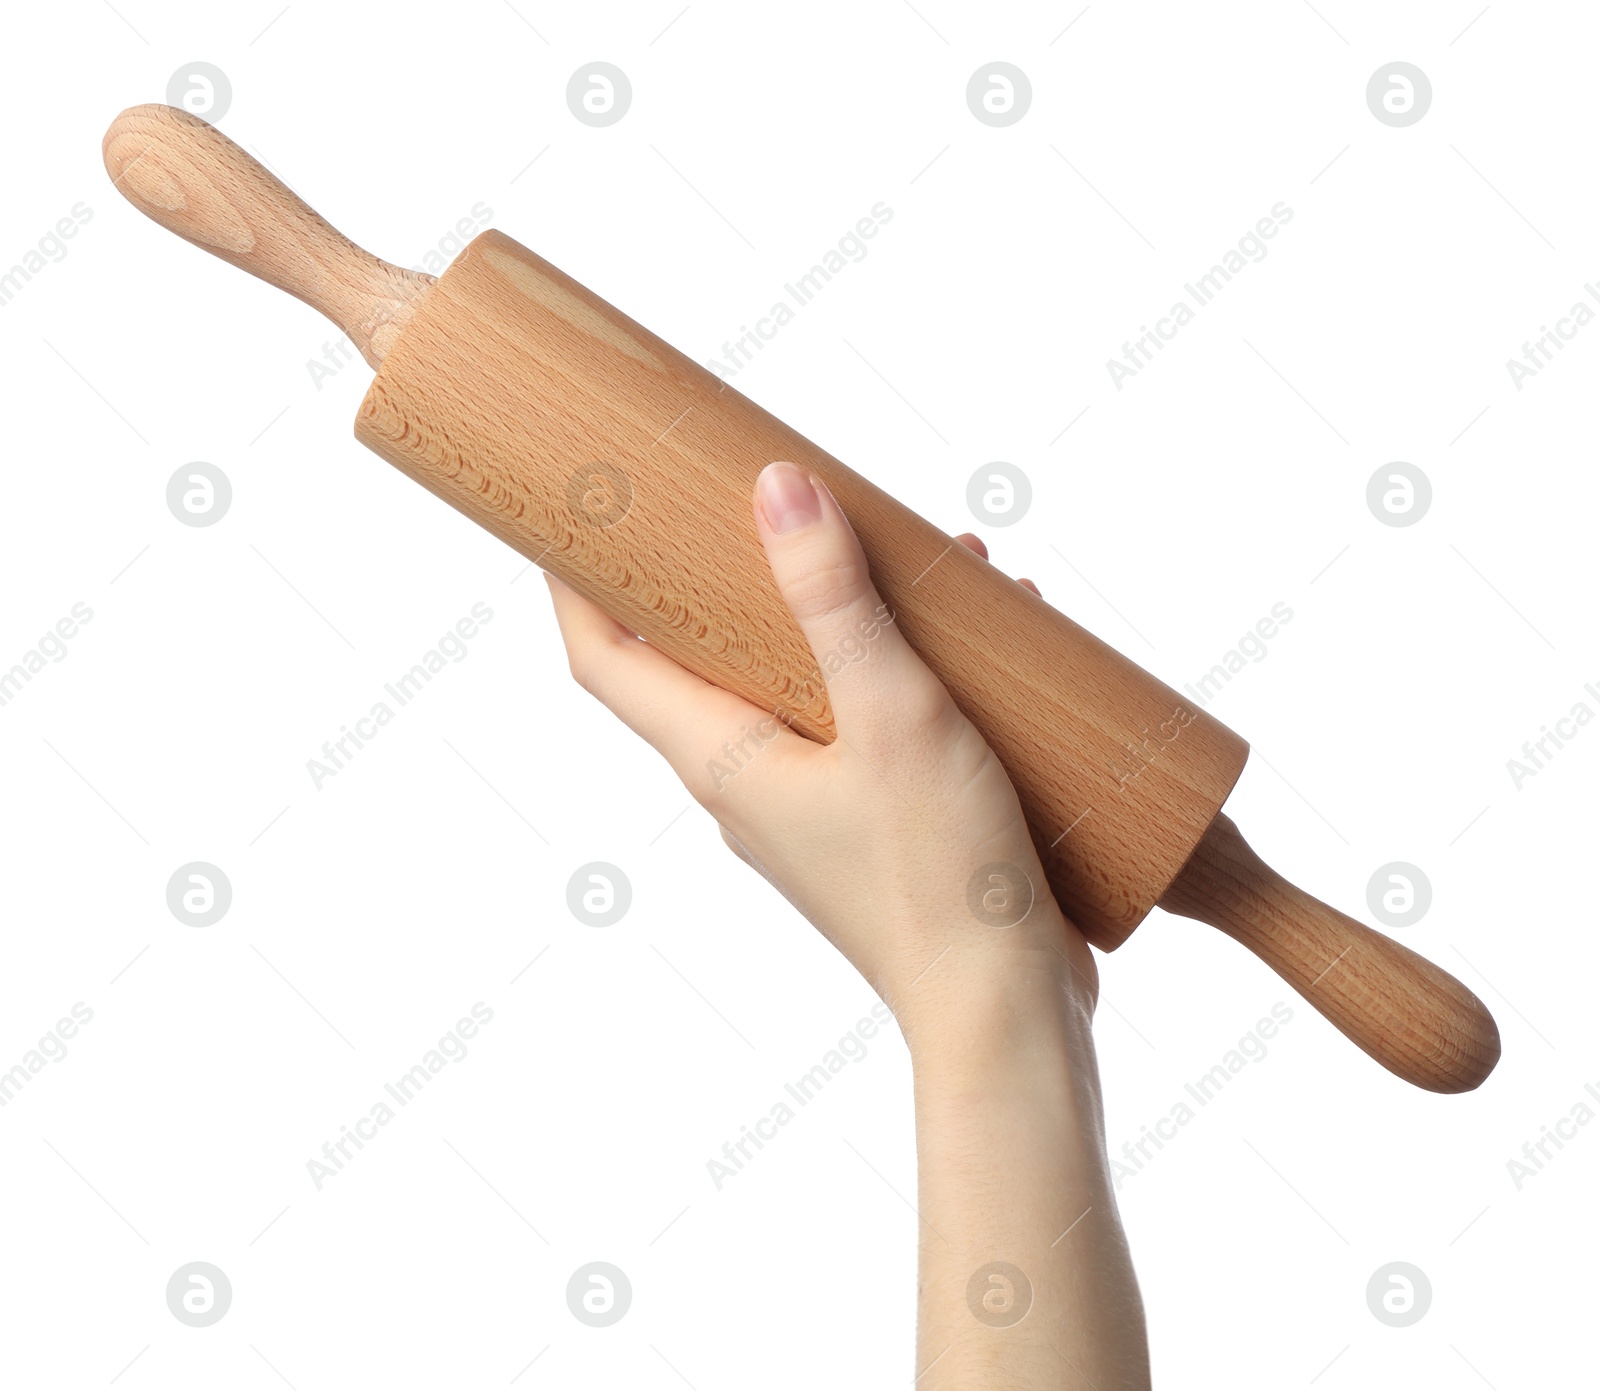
355, 230, 1251, 948
101, 104, 432, 367
1160, 815, 1501, 1092
101, 107, 1500, 1090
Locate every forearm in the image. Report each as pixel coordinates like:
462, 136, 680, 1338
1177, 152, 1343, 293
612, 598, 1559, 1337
548, 463, 1151, 1379
906, 954, 1151, 1390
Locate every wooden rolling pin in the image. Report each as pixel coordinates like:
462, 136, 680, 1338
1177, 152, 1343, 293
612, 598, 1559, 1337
102, 104, 1500, 1092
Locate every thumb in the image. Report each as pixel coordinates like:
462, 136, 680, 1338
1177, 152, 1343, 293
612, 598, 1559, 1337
752, 461, 932, 738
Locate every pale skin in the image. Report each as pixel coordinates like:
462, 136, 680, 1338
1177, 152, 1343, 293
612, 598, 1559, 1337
546, 461, 1151, 1388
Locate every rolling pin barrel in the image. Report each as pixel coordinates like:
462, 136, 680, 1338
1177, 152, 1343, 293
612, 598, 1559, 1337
100, 103, 1500, 1094
352, 222, 1252, 951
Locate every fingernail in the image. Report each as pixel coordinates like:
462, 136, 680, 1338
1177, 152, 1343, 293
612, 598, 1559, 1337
757, 462, 821, 534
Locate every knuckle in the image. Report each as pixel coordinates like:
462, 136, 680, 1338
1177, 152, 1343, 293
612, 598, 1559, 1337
845, 675, 959, 764
783, 553, 868, 626
891, 672, 962, 739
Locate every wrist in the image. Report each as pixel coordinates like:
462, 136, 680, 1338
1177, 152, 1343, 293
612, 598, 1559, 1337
896, 938, 1091, 1088
903, 946, 1111, 1189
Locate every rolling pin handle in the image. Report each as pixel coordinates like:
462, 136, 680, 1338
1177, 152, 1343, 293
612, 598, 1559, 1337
101, 104, 433, 368
1158, 814, 1501, 1093
101, 104, 1502, 1098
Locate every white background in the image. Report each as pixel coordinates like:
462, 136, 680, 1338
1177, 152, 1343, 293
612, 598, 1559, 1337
1, 1, 1595, 1386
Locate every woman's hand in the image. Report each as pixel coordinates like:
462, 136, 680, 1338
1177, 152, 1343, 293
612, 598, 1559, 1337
544, 461, 1096, 1055
545, 461, 1150, 1388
